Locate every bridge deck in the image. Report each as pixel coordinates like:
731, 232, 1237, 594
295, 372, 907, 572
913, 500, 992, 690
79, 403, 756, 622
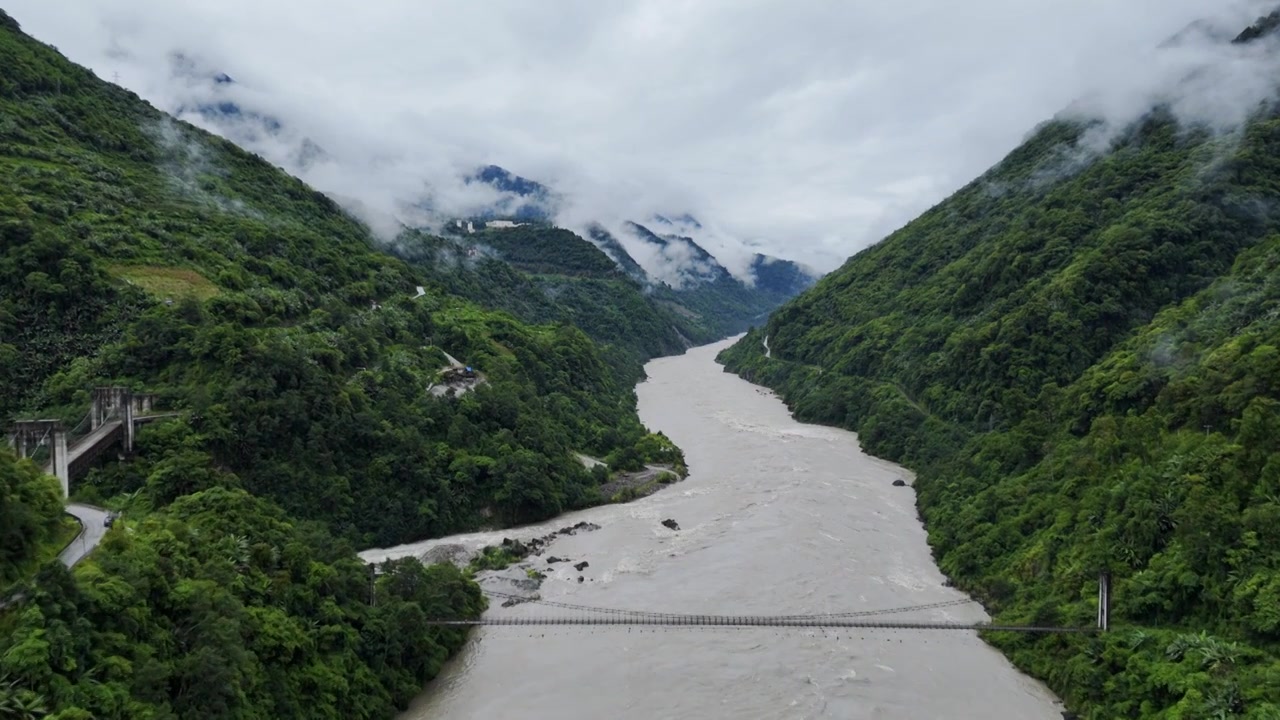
68, 421, 122, 465
408, 590, 1104, 634
41, 420, 122, 476
423, 617, 1097, 633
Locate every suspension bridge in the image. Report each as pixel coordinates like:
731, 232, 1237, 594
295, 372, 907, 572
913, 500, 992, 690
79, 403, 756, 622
6, 386, 177, 497
420, 573, 1112, 634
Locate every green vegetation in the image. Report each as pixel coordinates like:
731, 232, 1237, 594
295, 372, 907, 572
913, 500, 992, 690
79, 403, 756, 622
0, 10, 704, 717
721, 102, 1280, 715
396, 230, 698, 383
468, 546, 521, 573
395, 220, 811, 384
605, 431, 685, 473
463, 224, 622, 278
108, 265, 222, 301
0, 448, 64, 587
2, 476, 484, 719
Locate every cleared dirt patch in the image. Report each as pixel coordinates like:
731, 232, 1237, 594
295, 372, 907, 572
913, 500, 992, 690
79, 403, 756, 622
110, 265, 221, 301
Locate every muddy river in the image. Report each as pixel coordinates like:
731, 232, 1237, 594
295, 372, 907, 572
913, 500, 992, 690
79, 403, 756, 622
362, 337, 1064, 719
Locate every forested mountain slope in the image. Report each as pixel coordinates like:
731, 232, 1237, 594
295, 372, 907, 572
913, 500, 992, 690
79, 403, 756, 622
720, 14, 1280, 719
0, 9, 676, 716
398, 220, 816, 372
395, 223, 701, 376
0, 446, 64, 587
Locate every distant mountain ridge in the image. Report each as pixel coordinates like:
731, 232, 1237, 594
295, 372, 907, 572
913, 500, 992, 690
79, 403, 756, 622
441, 170, 820, 338
424, 217, 816, 348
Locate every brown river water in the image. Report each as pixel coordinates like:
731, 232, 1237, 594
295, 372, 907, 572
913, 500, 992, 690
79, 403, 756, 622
360, 338, 1065, 719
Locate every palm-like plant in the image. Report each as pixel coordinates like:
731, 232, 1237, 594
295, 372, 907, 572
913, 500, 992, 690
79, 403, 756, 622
0, 674, 49, 720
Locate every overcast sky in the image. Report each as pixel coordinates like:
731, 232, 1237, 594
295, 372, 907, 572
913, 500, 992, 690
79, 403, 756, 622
7, 1, 1277, 274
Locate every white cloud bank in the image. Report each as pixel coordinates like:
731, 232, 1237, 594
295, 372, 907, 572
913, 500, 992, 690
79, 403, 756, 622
7, 0, 1279, 273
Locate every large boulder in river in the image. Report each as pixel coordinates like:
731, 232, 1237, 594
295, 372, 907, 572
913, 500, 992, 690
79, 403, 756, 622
419, 543, 472, 567
661, 519, 680, 531
892, 479, 907, 487
558, 521, 602, 536
574, 561, 589, 571
500, 537, 531, 556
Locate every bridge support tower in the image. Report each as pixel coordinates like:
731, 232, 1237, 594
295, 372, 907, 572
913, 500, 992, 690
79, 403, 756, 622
92, 386, 153, 453
6, 420, 70, 497
1097, 571, 1111, 632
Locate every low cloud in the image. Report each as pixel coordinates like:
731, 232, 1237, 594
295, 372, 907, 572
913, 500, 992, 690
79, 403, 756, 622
7, 1, 1279, 273
586, 220, 715, 290
147, 116, 263, 218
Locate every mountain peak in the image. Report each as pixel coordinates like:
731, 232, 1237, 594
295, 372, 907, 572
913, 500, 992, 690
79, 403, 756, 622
467, 164, 554, 202
652, 213, 703, 230
454, 165, 558, 221
1234, 7, 1280, 44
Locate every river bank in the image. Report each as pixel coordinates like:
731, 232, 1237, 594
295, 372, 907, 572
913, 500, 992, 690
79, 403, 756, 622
362, 337, 1066, 719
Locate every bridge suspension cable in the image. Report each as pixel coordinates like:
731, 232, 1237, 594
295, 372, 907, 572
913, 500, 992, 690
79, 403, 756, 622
442, 593, 1095, 633
484, 591, 978, 621
426, 615, 1097, 633
66, 412, 92, 440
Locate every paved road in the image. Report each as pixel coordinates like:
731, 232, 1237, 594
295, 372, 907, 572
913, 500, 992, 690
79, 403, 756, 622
58, 504, 109, 568
0, 504, 107, 612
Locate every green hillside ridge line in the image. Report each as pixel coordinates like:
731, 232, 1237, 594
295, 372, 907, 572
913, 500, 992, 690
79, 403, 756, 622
719, 37, 1280, 720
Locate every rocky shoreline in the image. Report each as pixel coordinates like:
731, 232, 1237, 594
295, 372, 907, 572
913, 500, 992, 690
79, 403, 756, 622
361, 459, 690, 611
597, 463, 683, 501
416, 516, 682, 609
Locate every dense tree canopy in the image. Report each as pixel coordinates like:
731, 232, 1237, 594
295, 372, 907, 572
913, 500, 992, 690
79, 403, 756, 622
0, 449, 64, 586
1, 485, 484, 720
